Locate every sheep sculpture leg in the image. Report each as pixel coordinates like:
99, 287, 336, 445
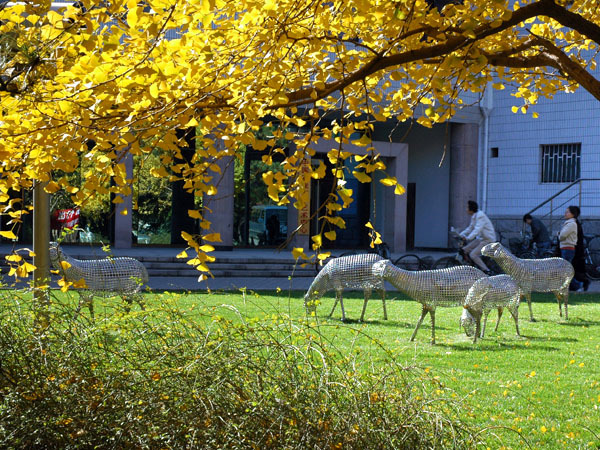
305, 254, 388, 322
523, 293, 535, 322
328, 288, 386, 322
481, 243, 574, 322
461, 275, 522, 344
410, 305, 436, 344
555, 287, 569, 320
328, 290, 347, 322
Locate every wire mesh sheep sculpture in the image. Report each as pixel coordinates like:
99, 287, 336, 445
460, 274, 522, 343
481, 242, 573, 321
304, 253, 387, 322
49, 242, 149, 318
373, 261, 487, 344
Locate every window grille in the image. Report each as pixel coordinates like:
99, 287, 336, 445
541, 143, 581, 183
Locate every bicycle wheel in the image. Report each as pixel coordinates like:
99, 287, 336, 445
588, 237, 600, 266
519, 250, 537, 259
432, 256, 463, 270
585, 262, 600, 281
394, 254, 422, 270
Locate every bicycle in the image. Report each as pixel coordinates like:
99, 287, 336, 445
393, 254, 434, 271
583, 234, 600, 280
432, 229, 502, 274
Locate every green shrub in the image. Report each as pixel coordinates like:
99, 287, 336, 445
0, 291, 483, 449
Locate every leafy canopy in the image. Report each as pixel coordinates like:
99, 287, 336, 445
1, 0, 599, 261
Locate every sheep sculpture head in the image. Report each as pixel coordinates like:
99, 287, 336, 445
460, 308, 476, 337
481, 242, 503, 258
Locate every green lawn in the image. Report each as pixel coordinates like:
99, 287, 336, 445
160, 288, 600, 449
3, 287, 599, 448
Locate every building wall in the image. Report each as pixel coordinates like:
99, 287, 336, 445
485, 78, 600, 225
404, 124, 452, 248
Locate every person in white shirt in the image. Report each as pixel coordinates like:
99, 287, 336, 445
459, 200, 497, 274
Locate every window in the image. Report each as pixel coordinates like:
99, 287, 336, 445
490, 147, 499, 158
541, 143, 581, 183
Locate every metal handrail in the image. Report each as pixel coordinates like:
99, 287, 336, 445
525, 178, 600, 236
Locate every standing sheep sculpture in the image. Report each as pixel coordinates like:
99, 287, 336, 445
373, 261, 487, 344
304, 254, 387, 322
481, 242, 573, 321
460, 274, 523, 343
49, 242, 149, 318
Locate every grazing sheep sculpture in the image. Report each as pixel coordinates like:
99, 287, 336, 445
460, 274, 523, 343
49, 242, 149, 318
373, 261, 487, 344
481, 242, 573, 321
304, 254, 387, 322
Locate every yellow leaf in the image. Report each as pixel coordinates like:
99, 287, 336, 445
292, 247, 308, 260
185, 117, 199, 127
394, 184, 406, 195
324, 230, 336, 240
311, 234, 322, 247
352, 171, 371, 183
198, 244, 215, 252
202, 233, 222, 242
317, 252, 331, 260
351, 134, 371, 147
188, 209, 202, 219
44, 181, 60, 193
127, 7, 138, 28
22, 262, 36, 273
181, 231, 196, 246
379, 177, 397, 187
60, 261, 72, 270
149, 83, 159, 99
0, 230, 17, 240
150, 167, 169, 178
365, 222, 374, 230
176, 250, 188, 259
5, 254, 22, 262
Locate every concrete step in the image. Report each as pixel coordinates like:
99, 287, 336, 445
0, 257, 318, 279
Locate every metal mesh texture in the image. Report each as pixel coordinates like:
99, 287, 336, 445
305, 253, 386, 322
49, 242, 149, 296
481, 242, 573, 320
375, 261, 487, 307
374, 261, 487, 344
461, 274, 522, 342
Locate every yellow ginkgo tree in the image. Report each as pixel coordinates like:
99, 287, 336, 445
1, 0, 600, 276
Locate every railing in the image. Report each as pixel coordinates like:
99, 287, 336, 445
525, 178, 600, 236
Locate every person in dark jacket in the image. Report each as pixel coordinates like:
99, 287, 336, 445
523, 214, 551, 258
573, 212, 590, 292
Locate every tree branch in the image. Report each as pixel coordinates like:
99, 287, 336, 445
278, 0, 554, 108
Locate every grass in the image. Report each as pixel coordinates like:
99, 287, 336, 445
2, 286, 599, 448
157, 288, 600, 449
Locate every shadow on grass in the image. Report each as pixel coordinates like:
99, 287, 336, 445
557, 317, 600, 327
437, 340, 562, 352
321, 317, 458, 332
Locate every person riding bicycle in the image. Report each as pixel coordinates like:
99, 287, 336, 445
523, 213, 551, 257
459, 200, 496, 275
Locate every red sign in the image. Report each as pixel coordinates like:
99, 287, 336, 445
51, 208, 80, 230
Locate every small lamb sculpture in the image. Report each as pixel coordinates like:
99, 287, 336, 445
373, 261, 487, 344
49, 242, 149, 318
304, 253, 387, 322
460, 274, 522, 343
481, 242, 573, 321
